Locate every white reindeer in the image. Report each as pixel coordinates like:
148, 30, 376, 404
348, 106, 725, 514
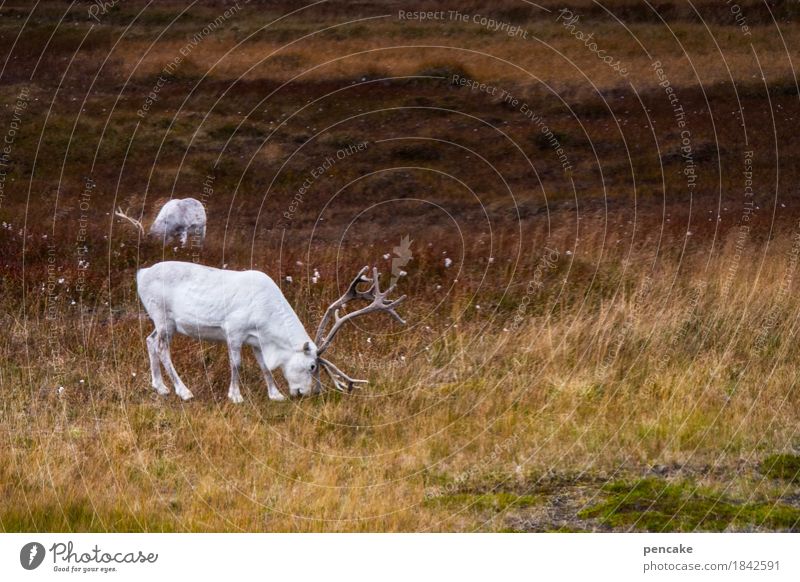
115, 198, 207, 247
136, 262, 406, 402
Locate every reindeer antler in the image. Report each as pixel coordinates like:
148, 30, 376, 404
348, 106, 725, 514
315, 266, 406, 355
114, 206, 146, 236
314, 266, 407, 392
315, 266, 369, 346
318, 357, 367, 393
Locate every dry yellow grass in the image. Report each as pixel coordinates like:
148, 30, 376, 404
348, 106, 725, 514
2, 223, 799, 531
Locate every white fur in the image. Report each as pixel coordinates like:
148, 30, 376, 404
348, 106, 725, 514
136, 261, 318, 403
149, 198, 207, 247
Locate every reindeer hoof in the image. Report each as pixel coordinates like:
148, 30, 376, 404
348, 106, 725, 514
228, 393, 244, 404
269, 391, 286, 402
154, 385, 170, 396
178, 389, 194, 401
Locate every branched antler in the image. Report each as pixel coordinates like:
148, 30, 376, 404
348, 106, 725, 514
314, 266, 370, 346
114, 206, 146, 236
318, 357, 367, 393
315, 266, 406, 355
314, 266, 407, 392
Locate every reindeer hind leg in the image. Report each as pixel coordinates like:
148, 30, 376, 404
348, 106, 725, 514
156, 330, 193, 401
146, 330, 170, 395
227, 341, 244, 404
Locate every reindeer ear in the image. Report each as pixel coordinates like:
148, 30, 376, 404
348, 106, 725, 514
303, 341, 311, 354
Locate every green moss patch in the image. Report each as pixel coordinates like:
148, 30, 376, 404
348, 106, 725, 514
760, 454, 800, 483
579, 478, 800, 532
1, 500, 178, 532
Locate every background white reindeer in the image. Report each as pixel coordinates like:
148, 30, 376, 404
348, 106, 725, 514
136, 262, 405, 402
116, 198, 207, 247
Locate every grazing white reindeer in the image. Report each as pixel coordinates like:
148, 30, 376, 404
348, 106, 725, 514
116, 198, 207, 247
136, 262, 405, 402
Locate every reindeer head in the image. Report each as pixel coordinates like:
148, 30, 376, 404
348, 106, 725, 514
313, 266, 406, 393
284, 340, 319, 397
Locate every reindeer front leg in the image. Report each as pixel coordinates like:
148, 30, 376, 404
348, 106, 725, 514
251, 346, 286, 401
